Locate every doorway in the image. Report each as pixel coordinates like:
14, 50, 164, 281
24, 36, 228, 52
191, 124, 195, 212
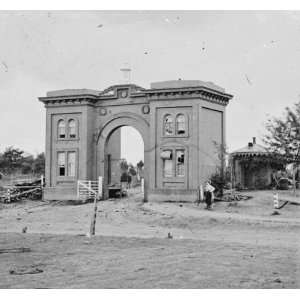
104, 125, 145, 200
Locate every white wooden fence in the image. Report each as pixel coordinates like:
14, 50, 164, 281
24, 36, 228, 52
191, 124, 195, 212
77, 177, 103, 200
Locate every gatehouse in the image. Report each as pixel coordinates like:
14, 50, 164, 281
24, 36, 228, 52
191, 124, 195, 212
39, 80, 233, 202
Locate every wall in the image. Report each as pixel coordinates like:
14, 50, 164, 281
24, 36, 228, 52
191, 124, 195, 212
43, 103, 95, 201
105, 128, 121, 185
148, 97, 225, 202
199, 105, 224, 183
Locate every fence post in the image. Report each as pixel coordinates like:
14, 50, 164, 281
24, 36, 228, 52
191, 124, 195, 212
89, 193, 98, 236
98, 176, 103, 199
77, 180, 80, 198
273, 193, 279, 209
88, 181, 91, 198
141, 178, 144, 193
41, 175, 44, 201
7, 189, 11, 203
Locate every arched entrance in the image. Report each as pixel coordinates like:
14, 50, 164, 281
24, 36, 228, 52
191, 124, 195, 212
96, 112, 150, 202
41, 81, 232, 202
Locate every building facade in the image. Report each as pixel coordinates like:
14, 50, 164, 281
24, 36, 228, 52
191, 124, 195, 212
39, 80, 233, 202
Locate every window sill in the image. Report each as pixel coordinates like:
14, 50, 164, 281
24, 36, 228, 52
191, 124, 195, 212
163, 177, 185, 182
162, 134, 189, 138
57, 138, 80, 142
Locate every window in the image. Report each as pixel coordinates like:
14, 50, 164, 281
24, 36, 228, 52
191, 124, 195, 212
58, 120, 66, 139
176, 150, 185, 177
163, 113, 188, 137
164, 115, 174, 136
176, 114, 186, 135
58, 152, 66, 176
161, 149, 185, 178
57, 151, 76, 177
67, 152, 76, 176
162, 150, 173, 177
68, 119, 76, 138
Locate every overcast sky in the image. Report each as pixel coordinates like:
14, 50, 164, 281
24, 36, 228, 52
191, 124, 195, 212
1, 11, 300, 164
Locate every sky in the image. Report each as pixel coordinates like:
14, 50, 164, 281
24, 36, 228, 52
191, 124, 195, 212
0, 11, 300, 164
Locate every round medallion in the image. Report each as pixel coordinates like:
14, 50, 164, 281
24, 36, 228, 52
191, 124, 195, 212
99, 108, 107, 116
142, 105, 150, 114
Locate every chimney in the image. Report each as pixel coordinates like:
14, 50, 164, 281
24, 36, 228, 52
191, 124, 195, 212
253, 137, 256, 144
248, 142, 253, 148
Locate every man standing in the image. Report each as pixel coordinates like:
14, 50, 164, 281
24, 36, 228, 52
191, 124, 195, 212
204, 181, 215, 210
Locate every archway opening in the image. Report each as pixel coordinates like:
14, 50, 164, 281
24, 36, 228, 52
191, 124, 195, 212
105, 125, 145, 200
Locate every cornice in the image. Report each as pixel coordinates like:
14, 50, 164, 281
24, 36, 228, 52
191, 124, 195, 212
38, 95, 97, 107
144, 87, 232, 106
39, 84, 233, 107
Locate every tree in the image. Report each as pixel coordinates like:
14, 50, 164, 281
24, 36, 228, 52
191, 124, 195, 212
21, 155, 34, 174
264, 102, 300, 192
263, 102, 300, 161
210, 141, 229, 196
32, 152, 45, 175
128, 164, 137, 176
137, 160, 144, 170
119, 159, 129, 173
0, 146, 24, 174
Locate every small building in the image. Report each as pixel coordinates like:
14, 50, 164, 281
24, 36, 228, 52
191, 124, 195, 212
231, 138, 285, 189
39, 80, 233, 202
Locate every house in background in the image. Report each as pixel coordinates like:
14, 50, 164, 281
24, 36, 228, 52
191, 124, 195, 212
231, 137, 285, 189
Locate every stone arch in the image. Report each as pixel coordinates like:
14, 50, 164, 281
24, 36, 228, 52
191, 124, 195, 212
96, 112, 150, 202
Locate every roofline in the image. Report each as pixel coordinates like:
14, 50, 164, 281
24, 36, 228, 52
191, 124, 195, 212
144, 85, 233, 99
38, 83, 233, 104
38, 94, 98, 103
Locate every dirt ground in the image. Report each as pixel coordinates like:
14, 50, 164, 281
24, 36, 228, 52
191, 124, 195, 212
0, 189, 299, 288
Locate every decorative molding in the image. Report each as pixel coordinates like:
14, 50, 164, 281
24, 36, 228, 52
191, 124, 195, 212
40, 83, 233, 107
143, 86, 233, 106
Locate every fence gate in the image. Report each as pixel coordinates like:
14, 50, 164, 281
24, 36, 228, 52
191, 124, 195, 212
77, 177, 103, 200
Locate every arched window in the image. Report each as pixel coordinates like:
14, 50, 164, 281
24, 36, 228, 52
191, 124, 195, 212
58, 120, 66, 139
164, 114, 174, 136
176, 114, 186, 135
68, 119, 76, 138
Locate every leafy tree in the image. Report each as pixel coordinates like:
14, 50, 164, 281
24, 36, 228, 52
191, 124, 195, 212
210, 141, 229, 196
21, 155, 34, 174
119, 159, 129, 173
0, 146, 24, 174
137, 160, 144, 170
263, 102, 300, 161
32, 152, 45, 175
0, 148, 45, 176
128, 164, 137, 176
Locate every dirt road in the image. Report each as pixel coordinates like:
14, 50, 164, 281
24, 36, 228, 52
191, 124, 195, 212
0, 190, 299, 288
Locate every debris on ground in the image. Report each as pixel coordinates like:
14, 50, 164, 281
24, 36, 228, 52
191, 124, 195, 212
0, 178, 44, 203
216, 190, 253, 202
0, 247, 31, 254
271, 211, 281, 216
135, 267, 146, 272
167, 232, 173, 239
9, 265, 43, 275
